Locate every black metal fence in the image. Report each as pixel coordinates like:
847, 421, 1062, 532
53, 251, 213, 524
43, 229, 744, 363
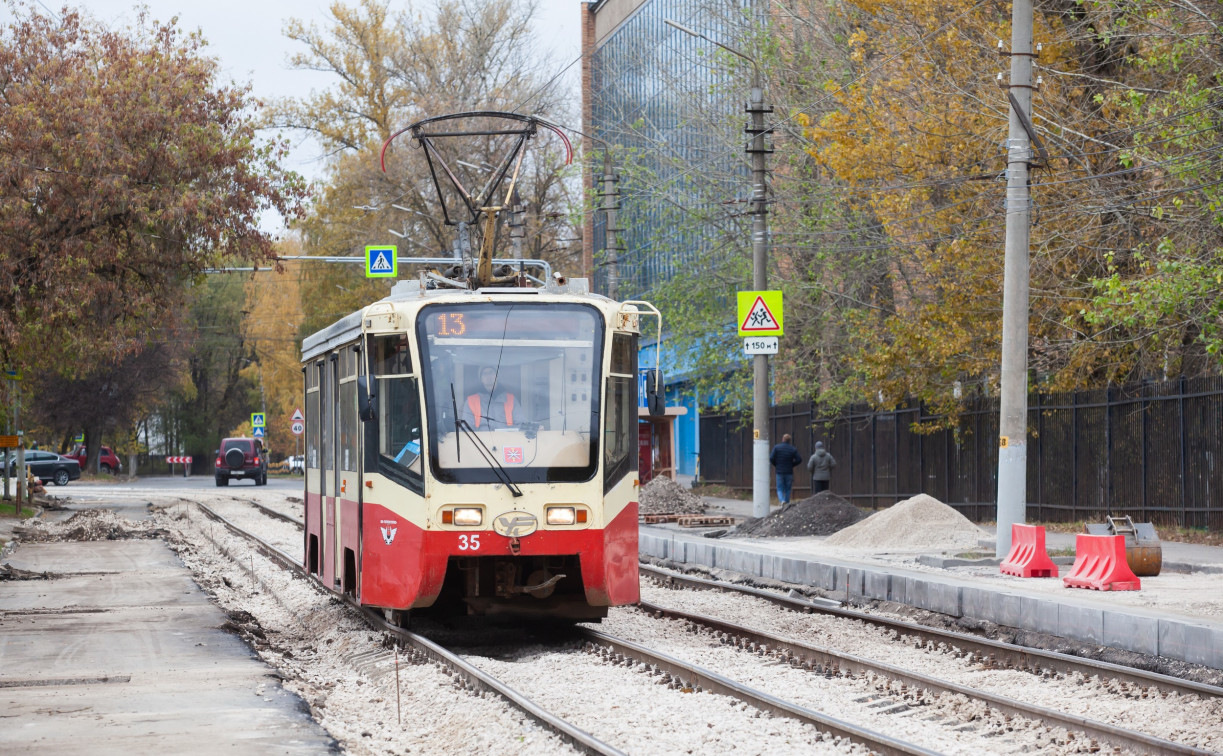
698, 376, 1223, 528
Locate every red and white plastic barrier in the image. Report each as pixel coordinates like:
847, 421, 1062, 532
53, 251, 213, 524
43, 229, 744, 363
999, 523, 1059, 578
1063, 534, 1141, 591
166, 456, 193, 464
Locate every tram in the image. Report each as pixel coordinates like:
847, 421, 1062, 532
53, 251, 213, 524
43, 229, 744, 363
299, 113, 660, 621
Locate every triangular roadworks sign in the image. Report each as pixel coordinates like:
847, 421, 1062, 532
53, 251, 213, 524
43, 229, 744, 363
737, 290, 783, 336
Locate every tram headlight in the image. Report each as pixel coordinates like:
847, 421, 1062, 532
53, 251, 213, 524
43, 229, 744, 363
546, 506, 577, 526
452, 507, 483, 526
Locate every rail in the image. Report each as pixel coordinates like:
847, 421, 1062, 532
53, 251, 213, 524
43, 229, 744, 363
194, 503, 624, 756
638, 600, 1213, 756
640, 564, 1223, 701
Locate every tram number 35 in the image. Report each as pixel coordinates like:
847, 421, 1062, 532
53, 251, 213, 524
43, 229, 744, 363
458, 534, 481, 551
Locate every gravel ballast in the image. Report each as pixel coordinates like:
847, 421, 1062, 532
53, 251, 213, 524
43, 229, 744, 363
638, 576, 1223, 752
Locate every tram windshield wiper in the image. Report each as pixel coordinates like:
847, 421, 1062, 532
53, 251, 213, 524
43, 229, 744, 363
451, 382, 522, 497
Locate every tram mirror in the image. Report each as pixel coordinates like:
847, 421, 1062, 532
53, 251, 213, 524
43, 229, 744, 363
645, 369, 665, 416
358, 376, 377, 422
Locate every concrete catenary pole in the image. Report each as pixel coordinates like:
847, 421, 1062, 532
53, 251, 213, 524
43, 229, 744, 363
996, 0, 1034, 557
748, 76, 773, 519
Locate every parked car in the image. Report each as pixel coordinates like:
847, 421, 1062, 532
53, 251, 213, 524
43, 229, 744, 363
8, 451, 81, 486
286, 455, 305, 474
215, 437, 267, 486
67, 445, 122, 474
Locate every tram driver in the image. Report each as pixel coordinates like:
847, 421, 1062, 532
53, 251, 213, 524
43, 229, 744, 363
462, 366, 516, 430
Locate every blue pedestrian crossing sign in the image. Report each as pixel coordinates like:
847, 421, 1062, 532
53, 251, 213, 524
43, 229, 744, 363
365, 245, 398, 278
251, 412, 265, 428
252, 426, 265, 438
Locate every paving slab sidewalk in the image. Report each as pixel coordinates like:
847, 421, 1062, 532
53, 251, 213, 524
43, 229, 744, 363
0, 536, 335, 753
645, 495, 1223, 670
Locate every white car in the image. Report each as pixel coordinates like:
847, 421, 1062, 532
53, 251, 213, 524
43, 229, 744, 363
286, 455, 305, 474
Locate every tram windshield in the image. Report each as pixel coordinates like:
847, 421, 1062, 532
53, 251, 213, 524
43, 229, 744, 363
417, 302, 604, 484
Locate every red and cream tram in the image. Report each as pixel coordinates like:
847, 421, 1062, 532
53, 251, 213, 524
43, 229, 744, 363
301, 281, 655, 621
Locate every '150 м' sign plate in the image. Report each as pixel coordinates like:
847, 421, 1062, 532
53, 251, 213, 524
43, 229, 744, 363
743, 337, 778, 355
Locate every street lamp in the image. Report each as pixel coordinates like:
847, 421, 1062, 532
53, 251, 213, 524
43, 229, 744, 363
665, 19, 773, 518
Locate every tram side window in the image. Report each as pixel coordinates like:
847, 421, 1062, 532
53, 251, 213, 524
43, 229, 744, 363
340, 379, 357, 472
370, 335, 422, 493
307, 364, 320, 469
604, 333, 638, 491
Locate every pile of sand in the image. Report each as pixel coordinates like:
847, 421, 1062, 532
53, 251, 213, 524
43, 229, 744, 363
736, 491, 867, 537
823, 493, 986, 551
639, 476, 706, 515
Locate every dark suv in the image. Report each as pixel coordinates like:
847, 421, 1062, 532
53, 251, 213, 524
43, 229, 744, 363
215, 437, 267, 486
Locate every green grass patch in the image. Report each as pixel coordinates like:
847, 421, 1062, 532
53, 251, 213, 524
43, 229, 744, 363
0, 497, 34, 518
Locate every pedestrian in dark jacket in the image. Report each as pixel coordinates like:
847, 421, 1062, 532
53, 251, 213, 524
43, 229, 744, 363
807, 441, 836, 493
769, 434, 803, 506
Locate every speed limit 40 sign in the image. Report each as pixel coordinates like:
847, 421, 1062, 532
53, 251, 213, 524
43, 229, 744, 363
291, 421, 304, 436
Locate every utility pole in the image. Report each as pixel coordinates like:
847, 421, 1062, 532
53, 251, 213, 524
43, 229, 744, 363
600, 156, 621, 301
747, 77, 773, 519
996, 0, 1034, 557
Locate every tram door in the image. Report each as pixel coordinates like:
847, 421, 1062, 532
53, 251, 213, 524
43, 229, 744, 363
321, 354, 337, 586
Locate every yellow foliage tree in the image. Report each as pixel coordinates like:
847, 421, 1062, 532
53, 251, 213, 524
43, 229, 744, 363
800, 0, 1223, 419
240, 238, 308, 457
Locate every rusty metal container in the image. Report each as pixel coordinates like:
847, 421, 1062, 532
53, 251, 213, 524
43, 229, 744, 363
1085, 516, 1162, 576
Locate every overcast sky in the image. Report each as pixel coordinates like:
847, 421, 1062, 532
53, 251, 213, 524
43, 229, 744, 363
14, 1, 584, 222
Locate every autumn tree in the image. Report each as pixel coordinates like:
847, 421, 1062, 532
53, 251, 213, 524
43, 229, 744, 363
0, 4, 306, 469
800, 0, 1223, 418
241, 240, 308, 456
0, 5, 306, 371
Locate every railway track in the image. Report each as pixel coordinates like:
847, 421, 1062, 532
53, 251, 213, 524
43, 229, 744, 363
633, 601, 1210, 755
191, 495, 1223, 754
194, 501, 943, 754
228, 497, 1223, 701
194, 503, 622, 756
640, 564, 1223, 702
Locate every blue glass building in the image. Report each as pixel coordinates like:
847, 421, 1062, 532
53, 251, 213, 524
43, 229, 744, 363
583, 0, 756, 480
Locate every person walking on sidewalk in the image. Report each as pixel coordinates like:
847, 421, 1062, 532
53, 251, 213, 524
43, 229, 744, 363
769, 434, 803, 506
807, 441, 836, 493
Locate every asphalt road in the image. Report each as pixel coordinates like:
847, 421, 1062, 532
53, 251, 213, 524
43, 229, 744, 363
61, 474, 304, 500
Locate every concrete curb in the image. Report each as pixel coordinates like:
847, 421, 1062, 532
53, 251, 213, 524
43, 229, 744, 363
641, 531, 1223, 670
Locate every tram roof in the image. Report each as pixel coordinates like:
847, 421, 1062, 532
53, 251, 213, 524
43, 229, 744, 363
300, 278, 617, 362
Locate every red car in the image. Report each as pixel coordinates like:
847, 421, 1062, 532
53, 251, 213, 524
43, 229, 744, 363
67, 445, 122, 474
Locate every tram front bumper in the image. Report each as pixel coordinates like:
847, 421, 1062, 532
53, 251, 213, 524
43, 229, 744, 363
360, 501, 639, 610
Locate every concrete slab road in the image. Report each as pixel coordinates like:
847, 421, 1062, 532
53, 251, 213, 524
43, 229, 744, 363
0, 538, 335, 754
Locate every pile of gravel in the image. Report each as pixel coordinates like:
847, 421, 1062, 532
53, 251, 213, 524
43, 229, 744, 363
639, 476, 706, 515
824, 493, 986, 551
735, 491, 867, 537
